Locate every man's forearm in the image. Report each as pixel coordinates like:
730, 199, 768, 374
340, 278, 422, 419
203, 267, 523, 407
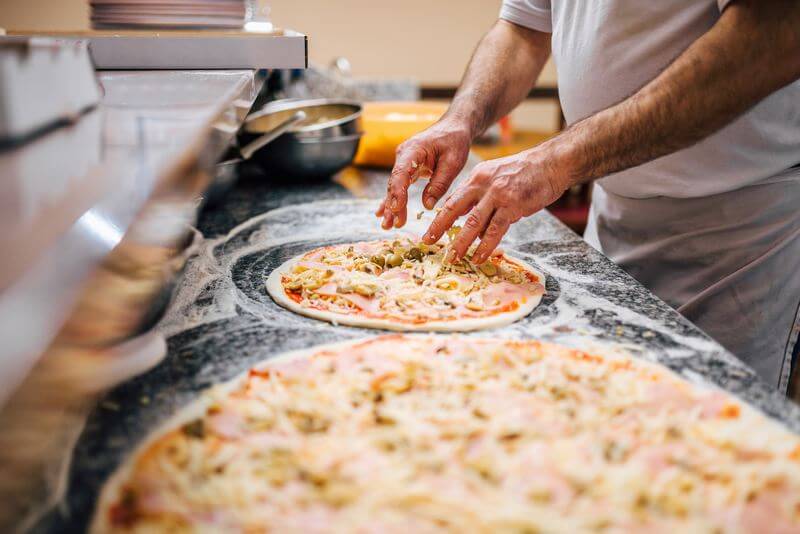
543, 0, 800, 187
445, 20, 551, 139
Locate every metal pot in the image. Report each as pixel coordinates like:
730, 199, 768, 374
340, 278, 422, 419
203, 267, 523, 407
204, 110, 307, 206
244, 98, 362, 139
239, 99, 363, 178
253, 133, 363, 179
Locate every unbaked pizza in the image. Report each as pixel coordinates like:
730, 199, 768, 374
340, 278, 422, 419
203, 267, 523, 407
95, 336, 800, 533
266, 235, 545, 331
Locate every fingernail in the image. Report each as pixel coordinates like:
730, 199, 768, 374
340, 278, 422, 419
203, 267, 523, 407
394, 218, 403, 228
424, 196, 434, 209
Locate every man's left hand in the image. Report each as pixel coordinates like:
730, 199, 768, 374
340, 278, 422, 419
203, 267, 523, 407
421, 149, 569, 264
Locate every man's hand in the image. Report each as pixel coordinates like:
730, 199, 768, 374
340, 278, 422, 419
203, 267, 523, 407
385, 0, 800, 262
376, 119, 471, 230
423, 149, 569, 264
375, 20, 552, 231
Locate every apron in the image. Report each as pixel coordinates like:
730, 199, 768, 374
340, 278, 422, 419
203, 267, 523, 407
584, 166, 800, 392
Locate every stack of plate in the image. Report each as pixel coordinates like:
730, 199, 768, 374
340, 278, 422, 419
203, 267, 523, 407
90, 0, 255, 29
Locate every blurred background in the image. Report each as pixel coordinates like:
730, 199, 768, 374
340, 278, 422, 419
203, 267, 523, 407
0, 0, 590, 289
0, 0, 562, 134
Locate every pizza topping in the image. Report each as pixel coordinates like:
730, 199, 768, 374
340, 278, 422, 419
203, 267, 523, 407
105, 337, 800, 533
478, 261, 498, 277
385, 252, 403, 268
277, 238, 544, 324
180, 419, 204, 439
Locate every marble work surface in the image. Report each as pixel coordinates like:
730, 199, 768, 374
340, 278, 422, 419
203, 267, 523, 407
37, 158, 800, 532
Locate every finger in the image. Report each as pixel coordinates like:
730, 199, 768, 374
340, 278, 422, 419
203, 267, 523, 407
449, 197, 494, 261
375, 199, 386, 217
394, 213, 406, 228
381, 209, 394, 230
422, 188, 479, 245
422, 151, 464, 210
386, 146, 427, 224
393, 195, 409, 228
472, 209, 513, 264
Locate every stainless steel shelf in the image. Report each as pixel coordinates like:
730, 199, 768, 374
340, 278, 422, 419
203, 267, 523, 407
0, 69, 261, 404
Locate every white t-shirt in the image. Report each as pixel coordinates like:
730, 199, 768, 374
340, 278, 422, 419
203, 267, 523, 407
500, 0, 800, 199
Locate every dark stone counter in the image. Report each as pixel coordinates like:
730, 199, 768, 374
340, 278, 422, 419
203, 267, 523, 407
38, 157, 800, 532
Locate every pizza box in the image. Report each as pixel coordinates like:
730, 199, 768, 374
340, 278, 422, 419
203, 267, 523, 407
8, 27, 307, 70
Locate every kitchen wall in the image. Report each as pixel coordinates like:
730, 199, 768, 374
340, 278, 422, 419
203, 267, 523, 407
266, 1, 560, 131
0, 0, 560, 131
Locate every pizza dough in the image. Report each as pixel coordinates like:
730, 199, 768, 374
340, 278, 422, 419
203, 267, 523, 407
266, 237, 545, 331
94, 335, 800, 533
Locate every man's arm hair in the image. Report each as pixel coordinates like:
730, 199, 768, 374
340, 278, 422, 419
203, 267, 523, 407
541, 0, 800, 186
447, 20, 552, 139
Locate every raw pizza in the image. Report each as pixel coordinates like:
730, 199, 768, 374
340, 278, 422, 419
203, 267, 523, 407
266, 236, 545, 331
95, 336, 800, 533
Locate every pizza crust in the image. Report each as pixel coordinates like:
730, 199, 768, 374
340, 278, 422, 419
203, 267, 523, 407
90, 341, 338, 534
265, 249, 545, 332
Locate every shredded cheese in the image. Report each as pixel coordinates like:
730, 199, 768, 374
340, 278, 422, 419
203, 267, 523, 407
276, 238, 543, 324
103, 336, 800, 533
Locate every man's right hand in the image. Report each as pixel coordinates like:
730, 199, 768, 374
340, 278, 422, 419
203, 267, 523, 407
376, 118, 471, 229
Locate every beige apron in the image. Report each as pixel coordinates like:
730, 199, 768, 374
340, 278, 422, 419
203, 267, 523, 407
584, 166, 800, 392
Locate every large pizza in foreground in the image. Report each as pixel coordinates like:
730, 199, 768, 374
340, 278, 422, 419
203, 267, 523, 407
95, 336, 800, 533
266, 237, 545, 331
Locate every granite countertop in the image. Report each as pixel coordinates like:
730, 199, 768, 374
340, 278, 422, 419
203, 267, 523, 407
38, 156, 800, 532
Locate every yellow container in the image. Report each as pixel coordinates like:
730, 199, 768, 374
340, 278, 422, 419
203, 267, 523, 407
353, 101, 449, 168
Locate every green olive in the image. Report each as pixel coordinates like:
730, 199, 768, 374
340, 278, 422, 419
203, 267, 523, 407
479, 262, 498, 276
405, 247, 423, 262
386, 253, 403, 267
371, 255, 386, 267
181, 419, 205, 439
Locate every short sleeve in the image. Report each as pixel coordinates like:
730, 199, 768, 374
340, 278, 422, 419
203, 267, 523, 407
499, 0, 552, 33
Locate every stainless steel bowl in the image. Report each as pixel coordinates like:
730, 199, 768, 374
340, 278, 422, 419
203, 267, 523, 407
240, 99, 364, 178
250, 133, 363, 178
243, 98, 362, 140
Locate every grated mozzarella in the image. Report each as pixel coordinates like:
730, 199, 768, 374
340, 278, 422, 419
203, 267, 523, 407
101, 336, 800, 534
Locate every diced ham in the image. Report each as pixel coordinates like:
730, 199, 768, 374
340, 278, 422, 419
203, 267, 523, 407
269, 357, 312, 379
340, 292, 382, 313
480, 281, 543, 308
353, 241, 383, 256
316, 282, 338, 295
315, 283, 382, 314
642, 382, 692, 414
635, 443, 688, 475
207, 410, 245, 439
304, 248, 328, 261
276, 505, 338, 533
728, 487, 797, 534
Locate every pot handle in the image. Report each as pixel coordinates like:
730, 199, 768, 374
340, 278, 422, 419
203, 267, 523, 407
239, 110, 307, 161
